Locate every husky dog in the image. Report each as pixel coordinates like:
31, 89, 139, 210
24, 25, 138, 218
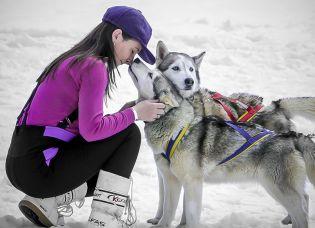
155, 40, 315, 134
152, 41, 315, 226
129, 58, 315, 228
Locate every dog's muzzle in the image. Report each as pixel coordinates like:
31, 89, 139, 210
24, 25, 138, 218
184, 78, 194, 90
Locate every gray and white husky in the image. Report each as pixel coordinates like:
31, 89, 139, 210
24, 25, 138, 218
129, 59, 315, 228
155, 40, 315, 134
153, 40, 315, 226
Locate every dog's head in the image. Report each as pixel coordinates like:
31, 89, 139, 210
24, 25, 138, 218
155, 41, 206, 99
129, 58, 181, 112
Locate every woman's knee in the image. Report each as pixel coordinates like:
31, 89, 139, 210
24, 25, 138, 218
127, 123, 141, 145
125, 123, 141, 160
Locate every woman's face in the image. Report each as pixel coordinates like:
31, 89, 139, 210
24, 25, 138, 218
112, 29, 142, 66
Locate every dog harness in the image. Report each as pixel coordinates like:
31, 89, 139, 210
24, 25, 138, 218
217, 121, 274, 165
162, 124, 190, 162
210, 92, 263, 122
162, 120, 274, 164
161, 92, 268, 163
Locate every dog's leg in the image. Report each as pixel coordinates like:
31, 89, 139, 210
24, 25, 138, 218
155, 171, 182, 228
147, 168, 164, 225
262, 181, 308, 228
175, 193, 186, 228
281, 215, 292, 226
281, 193, 309, 225
182, 178, 203, 228
305, 194, 309, 216
278, 190, 308, 228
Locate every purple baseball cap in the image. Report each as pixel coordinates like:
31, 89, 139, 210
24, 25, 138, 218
102, 6, 156, 65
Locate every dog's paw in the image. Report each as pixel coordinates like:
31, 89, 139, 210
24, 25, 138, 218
281, 214, 292, 225
176, 224, 186, 228
147, 218, 160, 225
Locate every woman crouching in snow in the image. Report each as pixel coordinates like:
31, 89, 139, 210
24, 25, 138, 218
5, 6, 165, 228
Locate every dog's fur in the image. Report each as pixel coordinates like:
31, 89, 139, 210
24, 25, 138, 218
156, 41, 315, 134
151, 41, 315, 227
154, 41, 315, 226
129, 57, 315, 228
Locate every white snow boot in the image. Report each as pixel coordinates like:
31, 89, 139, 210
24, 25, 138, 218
88, 171, 136, 228
19, 182, 87, 227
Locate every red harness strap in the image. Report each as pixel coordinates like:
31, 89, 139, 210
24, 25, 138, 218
237, 105, 263, 122
211, 92, 237, 122
210, 92, 263, 123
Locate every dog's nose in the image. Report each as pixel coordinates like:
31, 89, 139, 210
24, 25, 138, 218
184, 78, 194, 87
134, 58, 141, 64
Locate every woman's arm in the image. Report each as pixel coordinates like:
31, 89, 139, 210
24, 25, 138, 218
119, 100, 136, 111
78, 59, 136, 142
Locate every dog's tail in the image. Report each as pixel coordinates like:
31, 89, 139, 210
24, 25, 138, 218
294, 133, 315, 187
275, 97, 315, 122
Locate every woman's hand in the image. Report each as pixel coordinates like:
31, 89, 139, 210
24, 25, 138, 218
133, 100, 165, 122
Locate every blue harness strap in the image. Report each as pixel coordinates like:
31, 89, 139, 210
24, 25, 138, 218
162, 153, 170, 162
161, 120, 273, 165
163, 131, 180, 162
217, 121, 274, 166
163, 125, 190, 162
225, 121, 251, 140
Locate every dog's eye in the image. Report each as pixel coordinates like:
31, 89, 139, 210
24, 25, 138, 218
189, 67, 194, 72
148, 72, 153, 79
172, 66, 180, 71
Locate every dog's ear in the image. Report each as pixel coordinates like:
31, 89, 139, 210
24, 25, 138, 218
156, 41, 169, 67
193, 51, 206, 69
159, 91, 179, 109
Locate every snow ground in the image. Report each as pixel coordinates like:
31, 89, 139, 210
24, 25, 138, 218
0, 0, 315, 227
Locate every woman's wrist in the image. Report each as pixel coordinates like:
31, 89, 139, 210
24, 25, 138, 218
131, 107, 138, 121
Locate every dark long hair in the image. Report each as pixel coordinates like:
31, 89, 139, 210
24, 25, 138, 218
36, 22, 132, 100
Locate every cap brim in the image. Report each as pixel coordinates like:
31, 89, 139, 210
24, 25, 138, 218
138, 45, 156, 65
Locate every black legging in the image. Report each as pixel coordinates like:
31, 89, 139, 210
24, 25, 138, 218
6, 123, 141, 198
